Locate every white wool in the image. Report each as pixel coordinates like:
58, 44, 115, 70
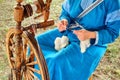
61, 36, 69, 48
54, 37, 62, 50
54, 36, 69, 51
80, 39, 90, 53
54, 36, 90, 53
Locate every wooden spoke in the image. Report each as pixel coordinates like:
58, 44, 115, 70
10, 38, 14, 44
27, 66, 41, 74
26, 70, 33, 80
24, 71, 29, 80
23, 38, 28, 60
9, 40, 15, 52
10, 57, 15, 62
9, 46, 13, 51
23, 44, 27, 54
27, 70, 34, 80
23, 71, 28, 80
29, 69, 39, 80
26, 74, 31, 80
26, 51, 34, 63
27, 73, 33, 80
23, 72, 27, 80
26, 61, 37, 66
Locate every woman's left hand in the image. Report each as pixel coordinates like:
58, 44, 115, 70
73, 29, 96, 41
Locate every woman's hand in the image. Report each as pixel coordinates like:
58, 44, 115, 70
73, 29, 96, 41
56, 19, 68, 32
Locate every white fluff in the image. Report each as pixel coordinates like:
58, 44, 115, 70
54, 36, 90, 53
54, 36, 69, 51
54, 37, 62, 51
61, 36, 69, 48
80, 39, 90, 53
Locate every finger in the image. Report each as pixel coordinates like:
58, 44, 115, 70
73, 30, 79, 34
61, 21, 68, 28
61, 20, 64, 24
79, 29, 86, 32
63, 21, 68, 26
59, 26, 66, 32
57, 22, 63, 28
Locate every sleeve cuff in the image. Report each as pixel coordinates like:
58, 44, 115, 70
90, 31, 99, 45
59, 16, 71, 24
94, 31, 99, 45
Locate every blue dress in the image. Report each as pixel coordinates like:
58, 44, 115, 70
35, 0, 120, 80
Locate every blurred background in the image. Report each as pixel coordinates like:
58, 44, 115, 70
0, 0, 120, 80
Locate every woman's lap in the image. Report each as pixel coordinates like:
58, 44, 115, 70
36, 28, 63, 47
35, 28, 107, 80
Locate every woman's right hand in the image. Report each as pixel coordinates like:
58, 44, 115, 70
56, 19, 68, 32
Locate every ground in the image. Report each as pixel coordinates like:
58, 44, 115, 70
0, 0, 120, 80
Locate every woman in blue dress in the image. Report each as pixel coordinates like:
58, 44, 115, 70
35, 0, 120, 80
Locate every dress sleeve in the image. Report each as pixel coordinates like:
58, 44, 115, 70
59, 0, 72, 24
95, 0, 120, 45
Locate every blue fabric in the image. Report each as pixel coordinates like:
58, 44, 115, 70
34, 0, 120, 80
35, 28, 107, 80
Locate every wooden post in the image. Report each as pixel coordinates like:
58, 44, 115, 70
14, 0, 23, 80
43, 0, 52, 22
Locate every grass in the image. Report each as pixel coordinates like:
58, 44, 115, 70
0, 0, 120, 80
0, 0, 3, 3
93, 38, 120, 80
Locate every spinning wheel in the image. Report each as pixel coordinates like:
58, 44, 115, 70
6, 0, 54, 80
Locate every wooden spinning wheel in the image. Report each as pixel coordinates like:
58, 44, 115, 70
6, 0, 54, 80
